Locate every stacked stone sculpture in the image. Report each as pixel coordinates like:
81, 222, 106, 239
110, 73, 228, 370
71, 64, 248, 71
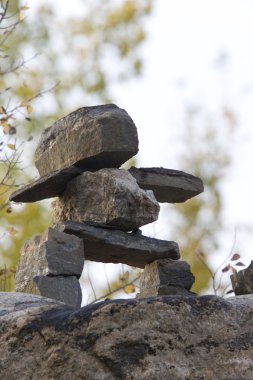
10, 104, 204, 307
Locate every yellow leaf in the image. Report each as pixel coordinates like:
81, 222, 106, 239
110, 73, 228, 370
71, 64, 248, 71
124, 284, 135, 294
120, 270, 129, 282
6, 226, 18, 236
19, 11, 25, 21
20, 5, 30, 11
7, 143, 15, 150
9, 266, 16, 274
0, 268, 7, 276
1, 120, 10, 134
27, 104, 33, 114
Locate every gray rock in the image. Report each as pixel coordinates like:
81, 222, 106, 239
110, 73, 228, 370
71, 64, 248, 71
9, 166, 83, 203
55, 221, 180, 268
52, 169, 160, 231
15, 228, 84, 295
0, 293, 253, 379
231, 261, 253, 295
35, 104, 139, 176
9, 167, 204, 204
139, 259, 195, 297
129, 167, 204, 203
33, 276, 82, 308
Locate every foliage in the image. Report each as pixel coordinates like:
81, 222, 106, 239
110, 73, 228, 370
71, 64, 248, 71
197, 243, 246, 296
0, 264, 15, 291
84, 264, 141, 305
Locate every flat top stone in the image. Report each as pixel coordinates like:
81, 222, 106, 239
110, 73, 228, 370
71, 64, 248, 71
55, 221, 180, 268
35, 104, 139, 176
129, 167, 204, 203
9, 166, 204, 204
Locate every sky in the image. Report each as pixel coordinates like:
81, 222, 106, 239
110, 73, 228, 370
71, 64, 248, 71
113, 0, 253, 266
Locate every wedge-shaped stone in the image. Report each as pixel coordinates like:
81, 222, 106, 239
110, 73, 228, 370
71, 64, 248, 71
139, 258, 195, 297
129, 167, 204, 203
55, 221, 180, 268
52, 169, 160, 231
15, 228, 84, 295
35, 104, 139, 176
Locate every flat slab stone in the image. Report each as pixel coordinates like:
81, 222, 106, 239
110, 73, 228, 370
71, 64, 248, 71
9, 166, 83, 203
129, 167, 204, 203
9, 167, 204, 204
52, 169, 160, 231
54, 221, 180, 268
35, 104, 139, 176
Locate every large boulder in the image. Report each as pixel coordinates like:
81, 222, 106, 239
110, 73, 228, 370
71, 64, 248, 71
35, 104, 139, 176
52, 169, 160, 231
0, 292, 252, 379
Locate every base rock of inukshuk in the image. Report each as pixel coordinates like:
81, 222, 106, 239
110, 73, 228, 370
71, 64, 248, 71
9, 103, 204, 307
1, 293, 253, 380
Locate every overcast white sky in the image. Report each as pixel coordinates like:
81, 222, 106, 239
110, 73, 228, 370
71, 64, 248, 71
111, 0, 253, 269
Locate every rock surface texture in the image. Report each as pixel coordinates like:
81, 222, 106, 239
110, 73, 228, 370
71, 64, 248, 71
35, 104, 139, 176
9, 166, 84, 203
52, 169, 160, 231
231, 260, 253, 295
0, 292, 253, 380
129, 167, 204, 203
139, 259, 195, 297
15, 228, 84, 307
9, 167, 204, 204
32, 276, 82, 307
55, 221, 180, 268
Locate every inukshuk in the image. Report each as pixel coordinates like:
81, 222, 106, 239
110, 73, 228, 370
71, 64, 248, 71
10, 104, 204, 307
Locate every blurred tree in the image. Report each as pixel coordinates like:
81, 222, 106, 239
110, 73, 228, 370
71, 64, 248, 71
0, 0, 52, 288
0, 0, 153, 289
170, 102, 237, 294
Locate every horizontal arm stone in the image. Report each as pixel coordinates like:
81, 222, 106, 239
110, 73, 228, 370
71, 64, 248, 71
9, 167, 204, 203
55, 221, 180, 268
